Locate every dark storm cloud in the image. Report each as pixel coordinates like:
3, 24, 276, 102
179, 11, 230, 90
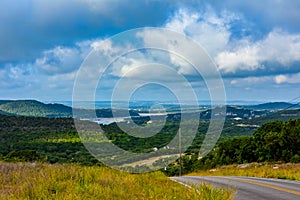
0, 0, 173, 63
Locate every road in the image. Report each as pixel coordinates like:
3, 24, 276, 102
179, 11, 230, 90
171, 176, 300, 200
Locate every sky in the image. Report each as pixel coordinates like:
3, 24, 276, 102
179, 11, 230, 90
1, 0, 300, 103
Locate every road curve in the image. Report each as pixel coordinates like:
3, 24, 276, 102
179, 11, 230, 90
171, 176, 300, 200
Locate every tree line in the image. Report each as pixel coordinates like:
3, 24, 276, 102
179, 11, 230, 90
165, 119, 300, 176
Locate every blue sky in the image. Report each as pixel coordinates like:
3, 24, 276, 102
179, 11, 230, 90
1, 0, 300, 103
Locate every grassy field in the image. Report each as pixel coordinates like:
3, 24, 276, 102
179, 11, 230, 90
189, 163, 300, 181
0, 162, 234, 200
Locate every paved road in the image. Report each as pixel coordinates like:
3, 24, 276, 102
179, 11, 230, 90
171, 176, 300, 200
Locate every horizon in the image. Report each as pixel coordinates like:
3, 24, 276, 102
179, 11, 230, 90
1, 98, 300, 106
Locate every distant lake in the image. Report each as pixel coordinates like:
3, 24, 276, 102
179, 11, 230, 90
86, 117, 130, 125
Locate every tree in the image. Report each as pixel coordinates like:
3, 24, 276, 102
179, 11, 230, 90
5, 150, 40, 162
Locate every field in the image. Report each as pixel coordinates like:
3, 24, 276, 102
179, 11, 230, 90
189, 162, 300, 181
0, 162, 234, 200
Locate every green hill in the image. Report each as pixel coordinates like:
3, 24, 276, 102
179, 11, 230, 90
0, 100, 72, 118
0, 100, 14, 105
0, 100, 141, 118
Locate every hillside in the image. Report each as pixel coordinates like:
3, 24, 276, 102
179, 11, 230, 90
178, 118, 300, 174
0, 100, 72, 118
0, 114, 101, 165
0, 100, 14, 105
0, 100, 140, 118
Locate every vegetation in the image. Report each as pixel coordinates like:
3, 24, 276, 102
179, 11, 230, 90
1, 100, 299, 199
0, 100, 72, 117
1, 99, 299, 121
1, 112, 300, 174
0, 98, 299, 174
0, 114, 101, 165
189, 163, 300, 181
0, 162, 235, 200
203, 119, 300, 166
0, 100, 140, 118
0, 113, 254, 168
165, 119, 300, 176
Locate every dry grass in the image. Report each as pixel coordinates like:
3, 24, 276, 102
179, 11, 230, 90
0, 162, 234, 200
189, 163, 300, 181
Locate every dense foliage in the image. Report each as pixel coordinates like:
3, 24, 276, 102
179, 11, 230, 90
0, 113, 252, 168
168, 119, 300, 175
0, 100, 72, 117
0, 111, 299, 176
0, 115, 100, 165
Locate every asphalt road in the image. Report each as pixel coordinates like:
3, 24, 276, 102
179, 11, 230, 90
171, 176, 300, 200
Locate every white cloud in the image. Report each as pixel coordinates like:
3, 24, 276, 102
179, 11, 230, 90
216, 44, 261, 73
111, 57, 145, 77
230, 79, 237, 85
162, 9, 300, 77
35, 46, 82, 75
109, 49, 189, 83
274, 73, 300, 84
216, 29, 300, 73
33, 38, 121, 76
0, 63, 36, 89
89, 39, 127, 56
165, 8, 235, 57
230, 76, 271, 85
32, 8, 300, 86
164, 9, 200, 34
46, 71, 77, 90
262, 30, 300, 64
274, 75, 287, 84
136, 28, 217, 78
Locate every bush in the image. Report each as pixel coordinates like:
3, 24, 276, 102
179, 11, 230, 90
4, 150, 40, 162
291, 154, 300, 163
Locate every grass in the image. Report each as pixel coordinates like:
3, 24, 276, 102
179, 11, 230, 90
189, 162, 300, 181
197, 184, 235, 200
0, 162, 234, 200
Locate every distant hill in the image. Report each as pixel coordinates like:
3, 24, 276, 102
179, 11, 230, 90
197, 105, 268, 120
0, 100, 14, 105
0, 100, 72, 118
0, 100, 140, 118
1, 99, 299, 120
244, 102, 300, 110
250, 108, 300, 125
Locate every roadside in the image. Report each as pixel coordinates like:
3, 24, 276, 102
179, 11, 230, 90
187, 162, 300, 181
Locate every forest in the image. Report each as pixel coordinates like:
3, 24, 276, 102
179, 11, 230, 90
165, 119, 300, 175
0, 113, 299, 175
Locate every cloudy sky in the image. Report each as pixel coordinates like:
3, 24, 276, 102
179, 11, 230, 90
1, 0, 300, 103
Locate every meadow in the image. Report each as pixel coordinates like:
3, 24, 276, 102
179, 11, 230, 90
0, 162, 234, 200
